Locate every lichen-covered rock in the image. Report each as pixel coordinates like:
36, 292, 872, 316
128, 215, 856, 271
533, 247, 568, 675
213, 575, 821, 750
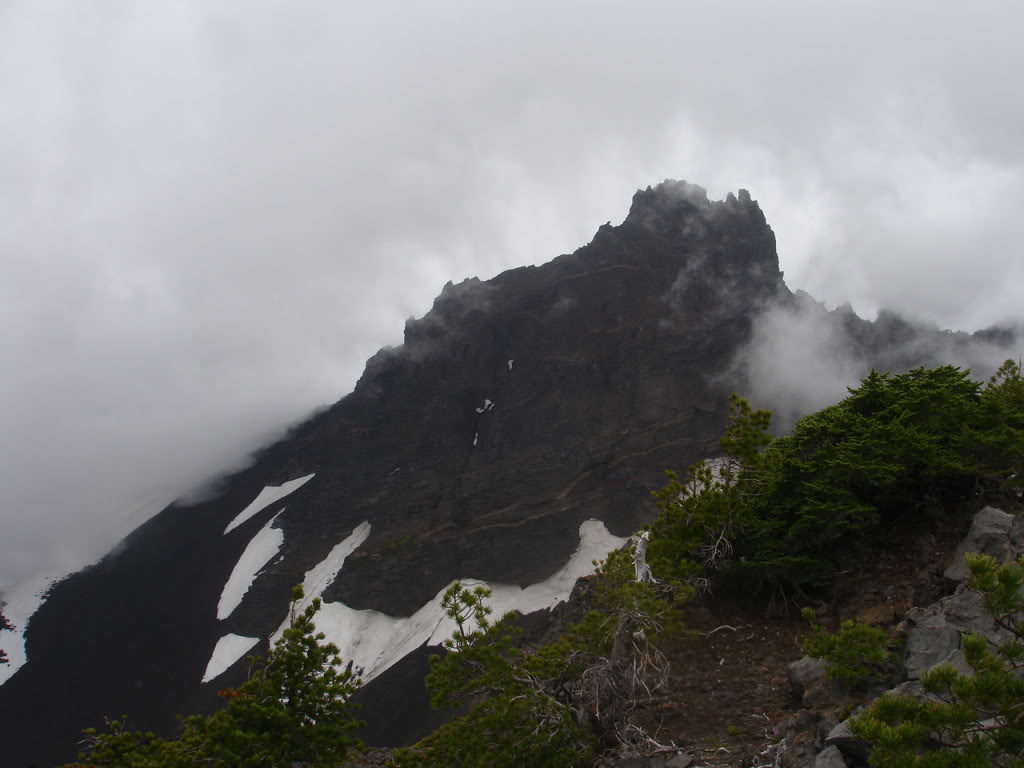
943, 506, 1014, 581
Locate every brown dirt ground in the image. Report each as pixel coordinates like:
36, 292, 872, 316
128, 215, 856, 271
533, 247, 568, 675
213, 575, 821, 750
619, 507, 975, 767
628, 599, 809, 767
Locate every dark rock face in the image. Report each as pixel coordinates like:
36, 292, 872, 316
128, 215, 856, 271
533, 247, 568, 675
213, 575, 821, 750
0, 180, 1015, 767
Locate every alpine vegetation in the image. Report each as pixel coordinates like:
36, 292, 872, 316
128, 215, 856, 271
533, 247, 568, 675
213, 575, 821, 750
66, 587, 362, 768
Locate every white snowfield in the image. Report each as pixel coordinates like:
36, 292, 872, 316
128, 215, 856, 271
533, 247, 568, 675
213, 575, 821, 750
0, 571, 66, 686
253, 518, 628, 685
223, 473, 315, 534
217, 510, 286, 620
201, 522, 372, 684
202, 633, 260, 683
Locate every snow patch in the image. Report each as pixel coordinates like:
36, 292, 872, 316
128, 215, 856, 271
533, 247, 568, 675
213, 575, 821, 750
281, 519, 626, 684
0, 571, 66, 686
268, 521, 372, 659
474, 399, 495, 414
472, 432, 479, 446
224, 473, 315, 534
298, 521, 372, 602
507, 359, 514, 371
217, 510, 286, 620
202, 633, 259, 683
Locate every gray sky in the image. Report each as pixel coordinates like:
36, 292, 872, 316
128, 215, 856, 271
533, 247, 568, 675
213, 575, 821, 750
1, 1, 1022, 590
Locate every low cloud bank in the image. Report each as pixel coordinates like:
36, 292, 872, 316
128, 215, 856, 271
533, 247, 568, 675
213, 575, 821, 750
734, 293, 1021, 431
1, 2, 1022, 589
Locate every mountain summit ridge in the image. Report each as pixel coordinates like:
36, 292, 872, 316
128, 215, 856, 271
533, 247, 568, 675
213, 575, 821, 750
1, 180, 1016, 767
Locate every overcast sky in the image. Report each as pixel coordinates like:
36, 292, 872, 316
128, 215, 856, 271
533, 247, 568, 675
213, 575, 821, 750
1, 1, 1022, 590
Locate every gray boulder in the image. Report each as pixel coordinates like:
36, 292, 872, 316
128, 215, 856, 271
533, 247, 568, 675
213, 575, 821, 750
788, 655, 829, 704
902, 607, 962, 680
824, 720, 871, 764
944, 506, 1014, 581
814, 745, 848, 768
905, 575, 1010, 679
905, 507, 1020, 679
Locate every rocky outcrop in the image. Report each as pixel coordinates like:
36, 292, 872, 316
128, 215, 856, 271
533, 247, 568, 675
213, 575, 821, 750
902, 586, 997, 680
781, 505, 1022, 768
787, 656, 840, 711
1, 180, 1017, 768
823, 721, 870, 765
0, 180, 791, 767
904, 506, 1021, 679
943, 506, 1015, 581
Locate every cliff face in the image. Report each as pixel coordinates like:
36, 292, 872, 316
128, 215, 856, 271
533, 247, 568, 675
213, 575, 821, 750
0, 180, 1014, 767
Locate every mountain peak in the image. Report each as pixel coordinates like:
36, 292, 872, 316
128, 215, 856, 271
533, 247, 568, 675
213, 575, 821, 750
624, 179, 761, 229
2, 178, 1017, 767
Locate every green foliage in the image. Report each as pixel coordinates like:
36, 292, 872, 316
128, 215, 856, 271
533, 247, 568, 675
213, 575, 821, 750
395, 685, 591, 768
65, 586, 363, 768
649, 363, 1024, 596
394, 582, 596, 768
754, 367, 984, 576
850, 552, 1024, 767
801, 608, 889, 688
396, 556, 679, 768
579, 546, 684, 648
63, 719, 194, 768
969, 358, 1024, 490
719, 391, 773, 466
647, 394, 774, 588
419, 582, 518, 712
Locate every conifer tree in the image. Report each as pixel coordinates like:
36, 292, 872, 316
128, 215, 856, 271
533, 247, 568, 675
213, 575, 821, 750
648, 363, 1024, 600
396, 553, 678, 768
647, 393, 775, 589
66, 586, 362, 768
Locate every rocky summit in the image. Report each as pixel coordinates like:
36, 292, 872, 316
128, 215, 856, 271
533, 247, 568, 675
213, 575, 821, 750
0, 180, 1016, 767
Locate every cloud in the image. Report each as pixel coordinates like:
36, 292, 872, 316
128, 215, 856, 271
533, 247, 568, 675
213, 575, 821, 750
731, 299, 870, 430
735, 295, 1021, 430
0, 1, 1022, 588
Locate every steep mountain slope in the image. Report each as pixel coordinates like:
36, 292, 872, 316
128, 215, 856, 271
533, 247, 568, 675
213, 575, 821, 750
0, 181, 1015, 767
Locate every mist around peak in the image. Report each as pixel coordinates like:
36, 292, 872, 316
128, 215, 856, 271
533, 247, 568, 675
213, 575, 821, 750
732, 293, 1021, 431
1, 1, 1022, 590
